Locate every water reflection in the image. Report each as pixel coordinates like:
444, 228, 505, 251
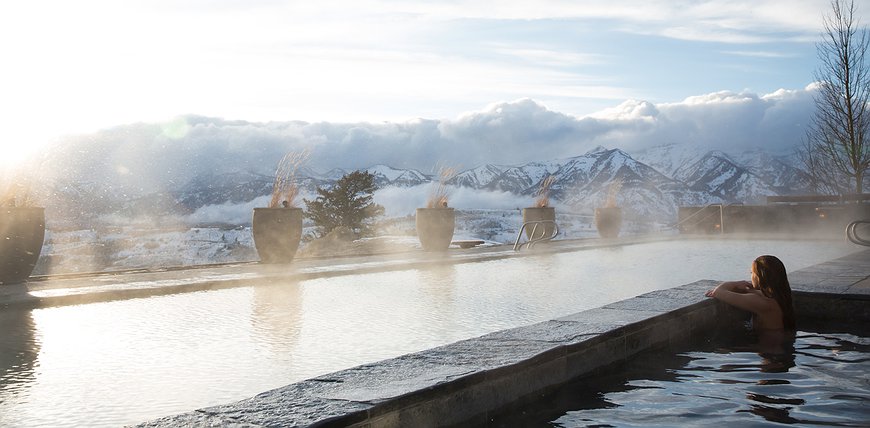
757, 329, 796, 358
488, 325, 869, 427
0, 308, 39, 385
250, 280, 303, 355
0, 308, 40, 428
416, 264, 459, 335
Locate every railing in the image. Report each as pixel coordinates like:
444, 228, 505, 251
768, 193, 870, 204
513, 220, 559, 251
846, 220, 870, 246
673, 203, 725, 234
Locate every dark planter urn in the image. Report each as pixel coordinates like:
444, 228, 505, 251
595, 207, 622, 238
252, 208, 303, 263
522, 207, 556, 240
1, 207, 45, 285
416, 208, 455, 251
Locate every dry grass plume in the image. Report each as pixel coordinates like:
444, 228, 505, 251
1, 171, 35, 208
269, 149, 310, 208
535, 175, 555, 208
604, 178, 623, 208
427, 166, 457, 208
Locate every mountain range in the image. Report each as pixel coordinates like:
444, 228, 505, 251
32, 137, 814, 226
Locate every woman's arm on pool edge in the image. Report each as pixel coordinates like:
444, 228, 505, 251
705, 280, 751, 297
705, 280, 773, 315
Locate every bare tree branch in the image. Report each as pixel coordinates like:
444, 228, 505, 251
802, 0, 870, 193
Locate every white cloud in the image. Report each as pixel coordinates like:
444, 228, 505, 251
449, 186, 531, 210
588, 99, 660, 121
283, 0, 827, 43
41, 85, 816, 197
1, 0, 825, 169
187, 197, 270, 225
374, 183, 531, 218
722, 50, 799, 58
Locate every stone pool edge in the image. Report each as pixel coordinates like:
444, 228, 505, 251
135, 248, 870, 428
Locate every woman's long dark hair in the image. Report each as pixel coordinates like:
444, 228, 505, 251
753, 255, 796, 330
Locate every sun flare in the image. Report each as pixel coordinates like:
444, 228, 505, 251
0, 131, 51, 170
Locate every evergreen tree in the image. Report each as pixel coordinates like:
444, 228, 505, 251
304, 170, 385, 237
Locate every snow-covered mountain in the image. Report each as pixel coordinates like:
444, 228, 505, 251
452, 164, 509, 188
673, 151, 775, 204
27, 120, 818, 227
732, 150, 812, 194
548, 148, 712, 219
321, 165, 429, 187
364, 165, 430, 187
481, 160, 562, 195
37, 148, 811, 226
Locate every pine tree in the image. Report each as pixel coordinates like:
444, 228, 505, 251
304, 170, 385, 237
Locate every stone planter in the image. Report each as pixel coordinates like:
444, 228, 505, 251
0, 207, 45, 285
416, 208, 455, 251
595, 207, 622, 238
252, 208, 303, 263
522, 207, 556, 240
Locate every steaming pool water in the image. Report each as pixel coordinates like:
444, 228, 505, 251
489, 321, 870, 427
0, 238, 862, 427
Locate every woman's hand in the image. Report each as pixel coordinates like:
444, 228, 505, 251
706, 280, 752, 298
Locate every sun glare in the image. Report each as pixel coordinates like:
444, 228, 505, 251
0, 136, 47, 170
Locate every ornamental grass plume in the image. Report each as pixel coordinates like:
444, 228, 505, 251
269, 149, 310, 208
426, 166, 457, 208
0, 171, 35, 208
535, 175, 555, 208
604, 178, 623, 208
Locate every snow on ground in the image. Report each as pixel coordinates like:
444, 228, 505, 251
33, 209, 666, 276
35, 226, 257, 275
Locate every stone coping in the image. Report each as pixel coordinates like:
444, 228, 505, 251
135, 249, 870, 428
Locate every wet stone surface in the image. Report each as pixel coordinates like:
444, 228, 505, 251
555, 306, 661, 325
479, 320, 610, 343
200, 380, 373, 428
405, 336, 560, 370
137, 410, 262, 427
638, 279, 717, 300
603, 294, 696, 313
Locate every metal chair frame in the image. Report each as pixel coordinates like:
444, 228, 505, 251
513, 220, 559, 251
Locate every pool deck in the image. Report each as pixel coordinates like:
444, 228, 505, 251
1, 237, 868, 428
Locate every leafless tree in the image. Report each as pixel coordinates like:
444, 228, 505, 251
802, 0, 870, 194
797, 139, 850, 194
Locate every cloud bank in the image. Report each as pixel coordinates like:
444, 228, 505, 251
208, 85, 816, 170
39, 85, 817, 201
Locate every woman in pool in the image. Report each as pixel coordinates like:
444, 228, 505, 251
705, 255, 796, 331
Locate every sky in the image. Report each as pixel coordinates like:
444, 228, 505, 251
0, 0, 848, 169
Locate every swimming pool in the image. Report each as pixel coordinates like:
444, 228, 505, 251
489, 320, 870, 427
0, 238, 861, 427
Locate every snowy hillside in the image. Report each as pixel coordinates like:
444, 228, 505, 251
674, 151, 775, 204
32, 137, 813, 228
28, 139, 820, 277
16, 105, 833, 276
